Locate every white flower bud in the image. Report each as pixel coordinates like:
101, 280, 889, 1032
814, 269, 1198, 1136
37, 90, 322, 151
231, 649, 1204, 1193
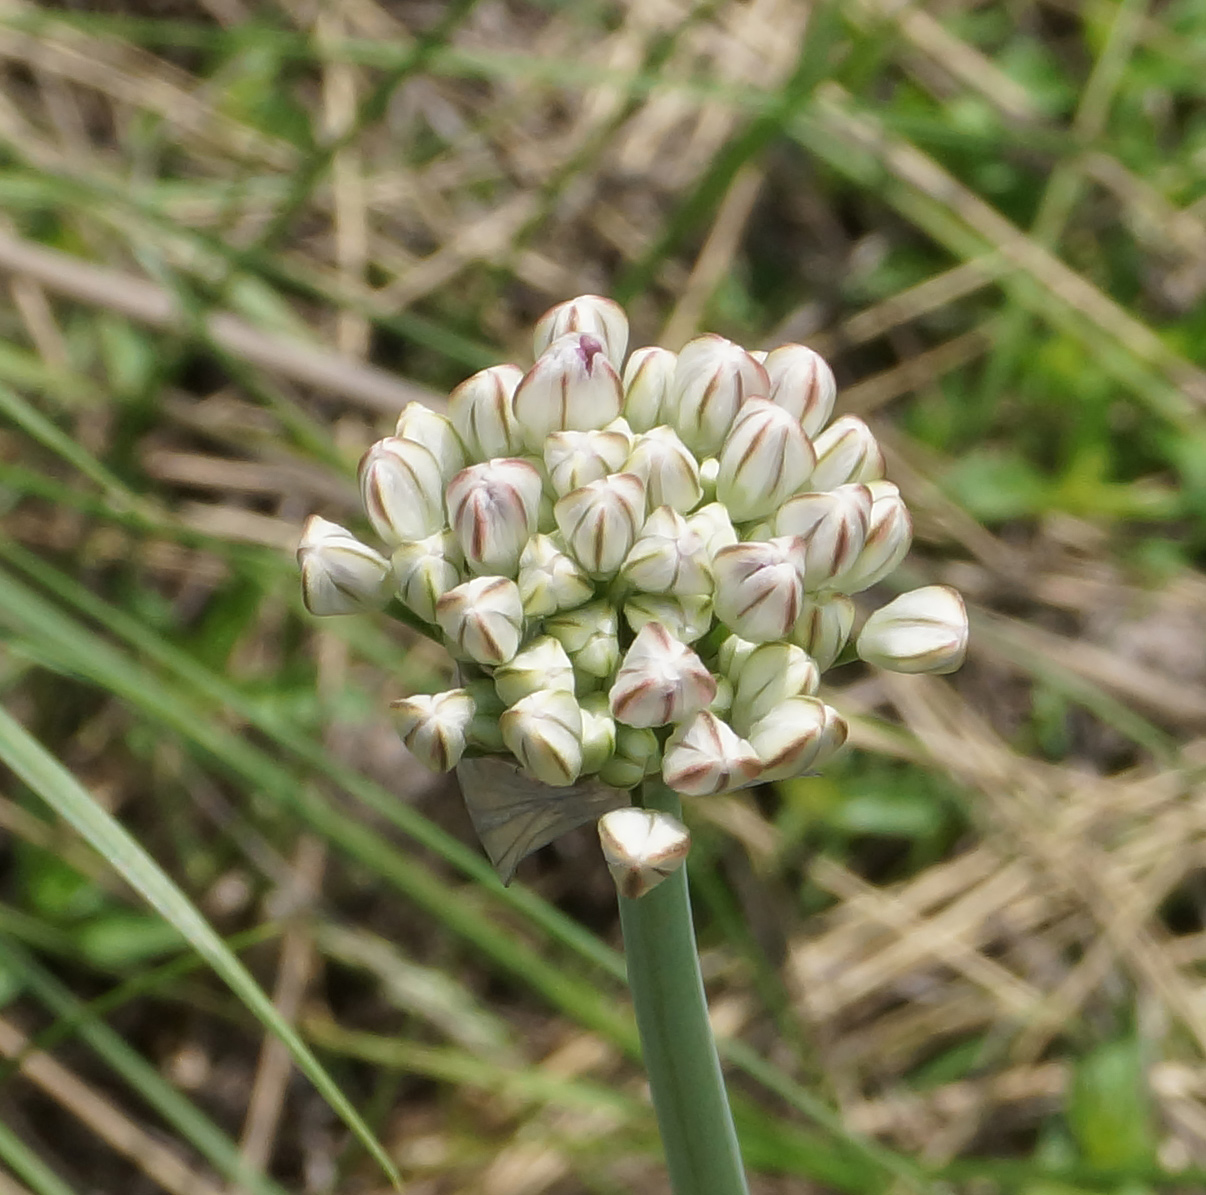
856, 585, 968, 675
544, 427, 631, 498
623, 346, 677, 432
608, 622, 716, 728
359, 436, 446, 545
446, 458, 543, 577
620, 506, 712, 596
715, 398, 817, 522
730, 643, 821, 735
712, 537, 807, 643
622, 593, 713, 644
809, 415, 886, 491
579, 692, 617, 774
394, 402, 466, 482
748, 697, 847, 782
669, 334, 770, 456
789, 593, 855, 670
554, 472, 646, 579
686, 501, 739, 559
662, 711, 761, 796
448, 364, 525, 462
515, 534, 594, 617
598, 808, 690, 899
709, 676, 733, 719
435, 576, 524, 666
762, 344, 837, 437
390, 531, 462, 623
390, 689, 475, 773
494, 636, 576, 706
622, 426, 703, 513
716, 633, 757, 684
698, 456, 720, 503
544, 601, 620, 680
534, 295, 629, 369
598, 724, 660, 789
500, 689, 584, 787
297, 515, 392, 616
834, 482, 913, 593
513, 333, 623, 451
774, 484, 872, 590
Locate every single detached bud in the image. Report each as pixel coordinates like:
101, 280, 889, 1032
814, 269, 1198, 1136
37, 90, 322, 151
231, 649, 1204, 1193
544, 426, 632, 497
390, 689, 475, 772
494, 635, 576, 705
670, 334, 770, 456
856, 585, 968, 675
686, 501, 739, 559
609, 622, 716, 728
622, 593, 713, 644
790, 593, 855, 670
623, 346, 677, 432
500, 689, 584, 787
359, 436, 446, 545
715, 398, 817, 522
435, 575, 524, 666
446, 458, 543, 576
712, 537, 807, 643
598, 724, 660, 789
448, 364, 525, 462
834, 481, 913, 593
662, 711, 761, 796
534, 295, 629, 369
391, 531, 463, 623
774, 484, 872, 590
730, 642, 821, 736
513, 333, 623, 451
621, 506, 712, 596
297, 515, 392, 616
463, 678, 506, 752
809, 415, 886, 491
544, 601, 620, 680
598, 808, 691, 899
579, 692, 617, 774
748, 697, 847, 782
395, 402, 466, 482
554, 472, 646, 578
762, 344, 837, 437
515, 533, 593, 617
622, 426, 703, 513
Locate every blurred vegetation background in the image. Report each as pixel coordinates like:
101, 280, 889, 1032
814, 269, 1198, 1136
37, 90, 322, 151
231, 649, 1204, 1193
0, 0, 1205, 1190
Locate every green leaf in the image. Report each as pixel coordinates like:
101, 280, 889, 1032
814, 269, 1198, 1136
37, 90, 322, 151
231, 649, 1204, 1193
1067, 1037, 1154, 1171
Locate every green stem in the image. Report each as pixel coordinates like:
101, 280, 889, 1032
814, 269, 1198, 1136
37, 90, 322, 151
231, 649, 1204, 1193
618, 781, 749, 1195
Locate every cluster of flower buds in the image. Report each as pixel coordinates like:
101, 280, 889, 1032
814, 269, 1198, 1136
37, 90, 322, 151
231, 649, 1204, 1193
299, 296, 969, 887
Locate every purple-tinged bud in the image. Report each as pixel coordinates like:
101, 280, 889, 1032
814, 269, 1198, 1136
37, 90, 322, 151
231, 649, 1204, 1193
297, 515, 392, 616
544, 601, 620, 680
391, 531, 462, 623
390, 689, 475, 773
712, 537, 807, 643
394, 402, 466, 481
789, 593, 855, 670
544, 426, 632, 498
609, 622, 716, 728
730, 643, 821, 736
834, 481, 913, 593
686, 501, 739, 559
621, 506, 712, 596
748, 697, 847, 782
598, 724, 660, 790
669, 334, 770, 456
774, 484, 872, 590
500, 689, 584, 787
661, 711, 761, 796
515, 534, 593, 617
359, 436, 446, 545
715, 398, 817, 522
554, 472, 646, 578
622, 426, 703, 513
622, 593, 713, 644
448, 364, 524, 462
856, 585, 968, 675
809, 415, 886, 491
446, 458, 543, 576
494, 636, 576, 706
435, 575, 524, 666
762, 344, 837, 438
579, 692, 617, 774
623, 346, 677, 432
598, 808, 691, 899
534, 295, 629, 369
512, 333, 623, 451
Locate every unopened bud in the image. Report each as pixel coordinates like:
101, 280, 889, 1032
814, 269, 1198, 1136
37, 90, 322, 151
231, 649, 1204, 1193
716, 398, 817, 522
448, 364, 524, 462
515, 534, 593, 617
730, 642, 821, 735
554, 472, 646, 578
774, 484, 872, 589
513, 333, 623, 450
463, 678, 505, 752
446, 458, 543, 576
494, 636, 576, 705
716, 633, 758, 683
622, 426, 703, 513
662, 711, 761, 796
500, 689, 584, 787
855, 585, 968, 675
789, 593, 855, 670
834, 481, 913, 593
544, 426, 631, 497
621, 506, 712, 596
712, 537, 807, 643
623, 346, 677, 432
298, 516, 392, 616
579, 692, 617, 774
686, 502, 738, 558
809, 415, 886, 491
391, 531, 462, 623
359, 436, 446, 545
709, 676, 733, 719
534, 295, 629, 369
435, 576, 524, 666
748, 697, 847, 782
598, 808, 690, 899
395, 402, 466, 481
609, 622, 716, 728
390, 689, 475, 772
622, 593, 713, 644
598, 724, 660, 789
762, 344, 837, 437
544, 601, 620, 680
670, 335, 770, 456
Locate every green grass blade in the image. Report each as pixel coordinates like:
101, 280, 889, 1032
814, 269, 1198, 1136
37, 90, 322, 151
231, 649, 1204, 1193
0, 1118, 78, 1195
